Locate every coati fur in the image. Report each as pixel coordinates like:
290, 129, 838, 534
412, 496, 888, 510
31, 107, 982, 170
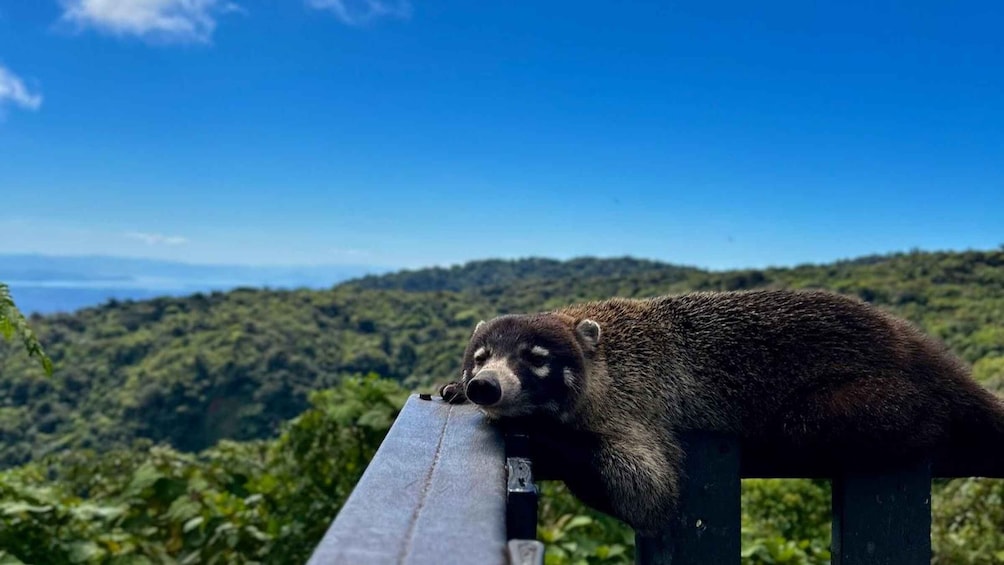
439, 288, 1004, 535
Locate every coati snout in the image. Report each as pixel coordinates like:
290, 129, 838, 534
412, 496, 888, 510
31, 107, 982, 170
464, 371, 503, 405
442, 314, 601, 419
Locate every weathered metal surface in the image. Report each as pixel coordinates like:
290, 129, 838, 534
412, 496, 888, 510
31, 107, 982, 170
307, 395, 507, 565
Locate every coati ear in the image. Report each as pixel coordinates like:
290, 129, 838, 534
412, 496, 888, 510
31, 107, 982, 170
575, 319, 601, 349
474, 320, 486, 334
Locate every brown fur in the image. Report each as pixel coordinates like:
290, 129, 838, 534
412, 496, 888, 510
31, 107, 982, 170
439, 289, 1004, 535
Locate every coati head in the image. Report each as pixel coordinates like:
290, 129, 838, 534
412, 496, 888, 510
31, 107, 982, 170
455, 313, 601, 420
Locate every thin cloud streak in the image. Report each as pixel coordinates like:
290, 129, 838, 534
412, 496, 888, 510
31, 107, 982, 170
0, 64, 42, 111
125, 231, 190, 246
306, 0, 411, 26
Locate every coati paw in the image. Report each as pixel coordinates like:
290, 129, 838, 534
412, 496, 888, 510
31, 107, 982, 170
439, 381, 468, 404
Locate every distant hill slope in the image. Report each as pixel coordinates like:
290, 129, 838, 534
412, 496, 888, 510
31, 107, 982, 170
1, 250, 1002, 468
346, 256, 700, 292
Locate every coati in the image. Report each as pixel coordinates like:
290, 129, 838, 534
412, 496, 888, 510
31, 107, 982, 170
438, 289, 1004, 536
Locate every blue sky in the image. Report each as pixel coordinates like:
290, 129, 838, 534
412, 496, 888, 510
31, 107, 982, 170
1, 0, 1002, 269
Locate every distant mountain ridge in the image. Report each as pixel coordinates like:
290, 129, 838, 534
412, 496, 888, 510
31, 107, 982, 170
346, 256, 700, 292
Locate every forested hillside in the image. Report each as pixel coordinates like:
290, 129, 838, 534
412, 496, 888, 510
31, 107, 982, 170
3, 249, 1003, 468
2, 249, 1003, 564
346, 257, 699, 292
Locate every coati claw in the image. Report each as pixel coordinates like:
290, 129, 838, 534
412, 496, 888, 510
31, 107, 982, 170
439, 381, 468, 404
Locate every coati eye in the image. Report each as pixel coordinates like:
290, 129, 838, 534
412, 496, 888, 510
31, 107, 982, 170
525, 345, 549, 367
473, 347, 489, 366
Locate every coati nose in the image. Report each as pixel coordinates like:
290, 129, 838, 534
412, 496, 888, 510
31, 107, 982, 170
466, 373, 503, 406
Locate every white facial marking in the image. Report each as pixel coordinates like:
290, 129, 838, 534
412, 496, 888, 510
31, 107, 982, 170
478, 358, 521, 390
527, 345, 549, 377
473, 347, 487, 362
563, 367, 575, 388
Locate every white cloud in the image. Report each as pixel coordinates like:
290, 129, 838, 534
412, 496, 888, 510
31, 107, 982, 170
126, 231, 190, 246
329, 248, 369, 257
306, 0, 411, 26
0, 64, 42, 111
59, 0, 239, 43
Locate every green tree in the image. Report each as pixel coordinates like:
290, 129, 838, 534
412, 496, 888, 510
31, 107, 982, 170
0, 375, 405, 564
0, 282, 52, 375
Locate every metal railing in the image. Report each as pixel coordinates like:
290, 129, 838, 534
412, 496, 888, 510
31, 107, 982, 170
308, 394, 1003, 565
306, 395, 542, 565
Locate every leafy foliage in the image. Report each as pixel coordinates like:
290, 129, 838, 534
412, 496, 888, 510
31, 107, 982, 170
932, 478, 1004, 564
740, 480, 831, 564
0, 375, 402, 565
538, 482, 635, 565
0, 283, 52, 376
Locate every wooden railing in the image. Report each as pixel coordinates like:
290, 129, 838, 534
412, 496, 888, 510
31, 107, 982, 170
308, 394, 1003, 565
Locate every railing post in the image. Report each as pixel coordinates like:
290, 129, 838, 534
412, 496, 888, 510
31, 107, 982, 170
831, 460, 932, 565
505, 428, 545, 565
635, 432, 741, 565
505, 429, 539, 541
